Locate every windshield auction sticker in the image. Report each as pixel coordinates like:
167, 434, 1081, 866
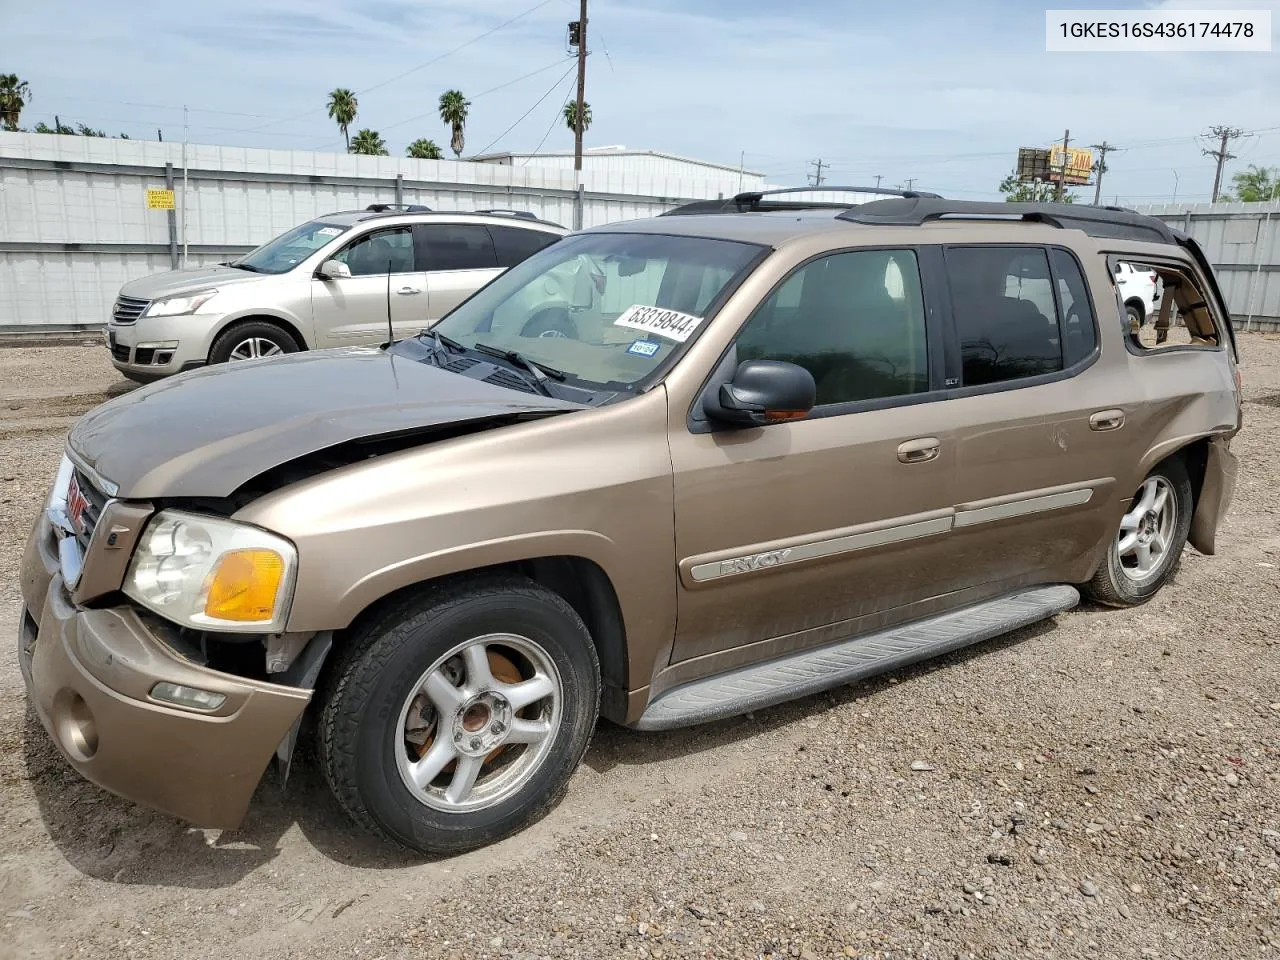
614, 305, 704, 342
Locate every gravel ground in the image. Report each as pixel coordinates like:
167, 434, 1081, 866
1, 339, 1278, 960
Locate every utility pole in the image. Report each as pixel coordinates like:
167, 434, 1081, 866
808, 159, 827, 186
874, 174, 882, 189
1054, 128, 1071, 202
1203, 125, 1244, 202
572, 0, 588, 178
1090, 141, 1116, 205
903, 177, 916, 192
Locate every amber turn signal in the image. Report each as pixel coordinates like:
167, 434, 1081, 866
204, 548, 285, 622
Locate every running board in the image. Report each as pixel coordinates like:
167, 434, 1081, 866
635, 585, 1080, 731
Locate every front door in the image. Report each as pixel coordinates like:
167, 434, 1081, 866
417, 223, 505, 322
668, 246, 957, 665
311, 226, 428, 345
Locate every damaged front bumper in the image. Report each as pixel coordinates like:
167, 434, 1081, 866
19, 513, 315, 829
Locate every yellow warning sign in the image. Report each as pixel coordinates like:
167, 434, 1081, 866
146, 189, 176, 210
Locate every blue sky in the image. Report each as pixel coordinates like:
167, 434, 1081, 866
6, 0, 1278, 202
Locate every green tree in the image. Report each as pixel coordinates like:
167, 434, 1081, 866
327, 88, 358, 152
33, 120, 123, 137
1221, 164, 1279, 202
0, 74, 32, 131
406, 137, 443, 160
998, 172, 1076, 203
563, 101, 592, 136
438, 89, 470, 158
349, 128, 388, 156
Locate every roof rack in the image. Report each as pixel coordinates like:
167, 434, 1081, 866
365, 203, 432, 213
661, 185, 942, 217
474, 208, 539, 221
837, 197, 1177, 245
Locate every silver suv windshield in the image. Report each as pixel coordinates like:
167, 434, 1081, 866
230, 220, 350, 275
430, 232, 763, 387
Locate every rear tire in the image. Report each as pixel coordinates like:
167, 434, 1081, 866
208, 320, 300, 365
318, 576, 600, 855
1125, 303, 1144, 329
1085, 458, 1193, 607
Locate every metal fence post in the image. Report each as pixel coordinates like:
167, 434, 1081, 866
164, 162, 178, 270
395, 173, 404, 208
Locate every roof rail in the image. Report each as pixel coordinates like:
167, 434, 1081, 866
661, 185, 942, 217
474, 208, 539, 220
365, 203, 432, 213
837, 198, 1177, 245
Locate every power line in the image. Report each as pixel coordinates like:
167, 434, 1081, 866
379, 57, 574, 134
242, 0, 561, 133
522, 75, 579, 162
471, 63, 578, 158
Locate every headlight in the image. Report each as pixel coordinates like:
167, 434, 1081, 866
143, 290, 219, 317
124, 510, 297, 632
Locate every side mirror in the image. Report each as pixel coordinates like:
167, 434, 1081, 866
318, 259, 352, 280
704, 360, 816, 427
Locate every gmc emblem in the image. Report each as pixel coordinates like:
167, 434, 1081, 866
66, 474, 90, 537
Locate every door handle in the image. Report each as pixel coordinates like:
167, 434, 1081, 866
897, 437, 940, 464
396, 286, 422, 295
1089, 409, 1125, 432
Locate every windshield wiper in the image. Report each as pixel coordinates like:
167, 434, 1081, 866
473, 342, 568, 397
227, 262, 261, 273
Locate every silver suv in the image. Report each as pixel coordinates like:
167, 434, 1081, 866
106, 206, 567, 381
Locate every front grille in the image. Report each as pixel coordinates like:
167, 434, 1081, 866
111, 342, 131, 362
71, 469, 108, 550
112, 295, 150, 325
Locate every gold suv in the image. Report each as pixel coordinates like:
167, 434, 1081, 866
20, 190, 1241, 854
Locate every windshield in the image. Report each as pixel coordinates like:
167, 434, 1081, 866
231, 220, 350, 275
430, 232, 763, 388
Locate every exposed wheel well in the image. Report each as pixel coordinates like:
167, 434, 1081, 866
1174, 437, 1210, 511
213, 315, 308, 354
334, 557, 630, 722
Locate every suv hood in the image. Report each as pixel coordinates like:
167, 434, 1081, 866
119, 265, 266, 301
68, 348, 585, 499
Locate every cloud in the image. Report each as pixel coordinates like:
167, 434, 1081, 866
6, 0, 1278, 201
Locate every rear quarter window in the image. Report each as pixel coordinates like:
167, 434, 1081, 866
488, 225, 561, 268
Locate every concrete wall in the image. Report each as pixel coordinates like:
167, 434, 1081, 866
1136, 201, 1280, 332
0, 132, 736, 332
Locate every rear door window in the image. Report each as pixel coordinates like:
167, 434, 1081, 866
418, 224, 498, 271
488, 225, 561, 267
945, 246, 1097, 388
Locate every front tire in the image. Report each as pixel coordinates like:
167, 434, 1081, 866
319, 577, 600, 854
1085, 458, 1193, 607
208, 320, 300, 365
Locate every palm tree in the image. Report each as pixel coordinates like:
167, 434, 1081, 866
327, 88, 358, 151
406, 138, 443, 160
349, 128, 388, 156
438, 90, 470, 158
564, 101, 592, 137
0, 74, 32, 132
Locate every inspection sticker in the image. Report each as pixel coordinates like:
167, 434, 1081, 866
316, 226, 344, 237
625, 339, 661, 358
613, 304, 704, 342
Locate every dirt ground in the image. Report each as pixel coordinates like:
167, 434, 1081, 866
1, 338, 1278, 960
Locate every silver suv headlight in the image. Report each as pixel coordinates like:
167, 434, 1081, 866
124, 510, 297, 632
143, 290, 219, 318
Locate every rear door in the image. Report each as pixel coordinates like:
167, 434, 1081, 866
310, 225, 426, 344
418, 223, 503, 321
668, 246, 957, 664
936, 244, 1125, 591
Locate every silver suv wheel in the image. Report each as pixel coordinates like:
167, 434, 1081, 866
228, 337, 285, 361
395, 633, 563, 813
1116, 475, 1177, 582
